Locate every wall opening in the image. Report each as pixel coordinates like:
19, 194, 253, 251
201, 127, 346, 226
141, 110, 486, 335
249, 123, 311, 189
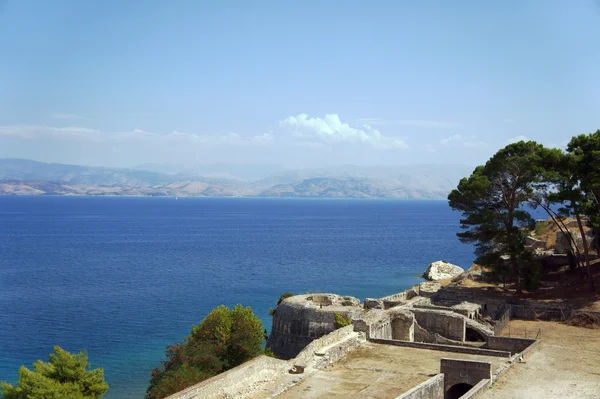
446, 383, 473, 399
465, 327, 486, 342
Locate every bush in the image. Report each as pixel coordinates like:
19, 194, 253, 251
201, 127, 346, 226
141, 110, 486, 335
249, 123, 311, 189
341, 300, 353, 306
334, 312, 352, 329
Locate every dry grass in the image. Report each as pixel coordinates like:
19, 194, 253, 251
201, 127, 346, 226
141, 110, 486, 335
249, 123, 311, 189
566, 312, 600, 329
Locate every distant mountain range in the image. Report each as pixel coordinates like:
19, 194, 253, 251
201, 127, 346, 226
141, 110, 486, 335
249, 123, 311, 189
0, 159, 473, 199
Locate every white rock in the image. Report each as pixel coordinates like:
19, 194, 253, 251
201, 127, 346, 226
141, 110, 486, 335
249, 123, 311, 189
423, 260, 465, 281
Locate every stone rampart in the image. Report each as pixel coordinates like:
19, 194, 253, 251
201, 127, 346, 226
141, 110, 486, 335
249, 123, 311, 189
394, 374, 444, 399
267, 294, 361, 359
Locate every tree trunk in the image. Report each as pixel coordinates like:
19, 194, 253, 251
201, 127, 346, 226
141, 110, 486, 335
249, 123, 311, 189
574, 211, 595, 291
512, 254, 521, 294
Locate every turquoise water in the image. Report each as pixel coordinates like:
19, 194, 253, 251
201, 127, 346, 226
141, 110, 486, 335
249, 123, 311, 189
0, 197, 475, 398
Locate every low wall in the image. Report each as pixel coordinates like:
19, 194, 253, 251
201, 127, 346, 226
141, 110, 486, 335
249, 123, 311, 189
460, 379, 491, 399
164, 356, 289, 399
394, 374, 444, 399
486, 336, 537, 353
369, 339, 511, 358
508, 300, 571, 321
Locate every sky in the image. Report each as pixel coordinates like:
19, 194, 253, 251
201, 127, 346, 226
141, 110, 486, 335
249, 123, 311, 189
1, 0, 599, 169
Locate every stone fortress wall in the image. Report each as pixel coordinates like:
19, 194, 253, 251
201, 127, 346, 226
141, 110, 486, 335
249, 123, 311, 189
168, 270, 546, 399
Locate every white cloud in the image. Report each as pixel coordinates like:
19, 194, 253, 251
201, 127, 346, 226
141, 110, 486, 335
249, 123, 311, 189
356, 118, 463, 129
49, 113, 81, 120
281, 113, 408, 149
507, 135, 528, 144
440, 134, 486, 148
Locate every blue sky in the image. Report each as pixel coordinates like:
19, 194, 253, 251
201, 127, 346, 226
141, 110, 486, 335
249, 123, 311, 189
1, 0, 599, 169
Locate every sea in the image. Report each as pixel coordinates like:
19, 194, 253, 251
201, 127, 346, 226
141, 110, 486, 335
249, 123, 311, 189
0, 196, 476, 398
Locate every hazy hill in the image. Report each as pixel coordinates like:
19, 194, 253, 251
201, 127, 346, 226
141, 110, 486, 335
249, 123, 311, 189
0, 158, 472, 199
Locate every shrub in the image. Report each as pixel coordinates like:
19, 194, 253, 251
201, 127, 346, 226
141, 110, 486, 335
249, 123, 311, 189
334, 312, 352, 329
341, 300, 353, 306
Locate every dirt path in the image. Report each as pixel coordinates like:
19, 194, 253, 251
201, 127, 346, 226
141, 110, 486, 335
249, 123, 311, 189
484, 320, 600, 399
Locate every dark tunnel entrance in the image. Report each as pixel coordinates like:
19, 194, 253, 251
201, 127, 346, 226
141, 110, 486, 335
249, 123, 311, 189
446, 383, 474, 399
465, 327, 486, 342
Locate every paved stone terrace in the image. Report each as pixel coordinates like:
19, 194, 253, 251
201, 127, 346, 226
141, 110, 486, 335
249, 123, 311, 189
275, 342, 508, 399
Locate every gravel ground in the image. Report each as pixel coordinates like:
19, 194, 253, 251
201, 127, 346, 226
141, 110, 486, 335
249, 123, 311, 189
484, 320, 600, 399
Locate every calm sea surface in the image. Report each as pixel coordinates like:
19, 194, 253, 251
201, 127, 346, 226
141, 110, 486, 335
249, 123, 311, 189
0, 197, 475, 398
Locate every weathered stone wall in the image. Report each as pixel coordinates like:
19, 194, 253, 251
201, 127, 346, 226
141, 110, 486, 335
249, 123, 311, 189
394, 374, 444, 399
267, 301, 339, 359
412, 309, 466, 341
368, 318, 393, 339
509, 301, 571, 321
293, 325, 357, 366
391, 313, 414, 341
441, 358, 492, 395
493, 306, 511, 335
369, 339, 510, 358
485, 336, 537, 353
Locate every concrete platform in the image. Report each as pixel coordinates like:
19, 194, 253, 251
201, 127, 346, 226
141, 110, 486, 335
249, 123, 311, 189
275, 342, 509, 399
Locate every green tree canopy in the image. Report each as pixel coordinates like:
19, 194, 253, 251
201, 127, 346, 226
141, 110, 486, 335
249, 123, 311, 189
146, 304, 266, 399
0, 346, 108, 399
448, 141, 557, 292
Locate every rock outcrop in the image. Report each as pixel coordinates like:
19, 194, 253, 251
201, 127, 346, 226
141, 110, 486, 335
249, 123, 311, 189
423, 261, 464, 281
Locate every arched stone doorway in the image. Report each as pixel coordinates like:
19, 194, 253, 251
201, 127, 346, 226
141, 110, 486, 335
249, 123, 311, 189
445, 383, 473, 399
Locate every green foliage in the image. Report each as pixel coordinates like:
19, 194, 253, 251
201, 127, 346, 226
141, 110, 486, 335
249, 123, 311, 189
276, 292, 294, 306
341, 300, 353, 306
263, 347, 275, 358
521, 253, 541, 291
268, 308, 275, 316
0, 346, 108, 399
146, 304, 266, 399
448, 141, 553, 293
334, 313, 352, 329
